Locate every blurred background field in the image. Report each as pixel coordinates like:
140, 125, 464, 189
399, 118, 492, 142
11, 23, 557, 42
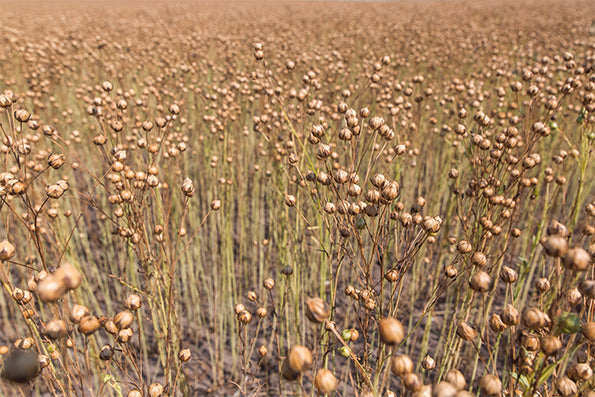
0, 0, 594, 396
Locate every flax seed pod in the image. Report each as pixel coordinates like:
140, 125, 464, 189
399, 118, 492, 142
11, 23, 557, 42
78, 315, 100, 335
403, 373, 422, 391
148, 383, 164, 397
305, 297, 331, 323
114, 310, 134, 329
479, 374, 501, 396
125, 294, 142, 310
535, 277, 551, 292
470, 252, 486, 267
117, 327, 134, 343
499, 266, 518, 283
501, 305, 520, 326
281, 358, 301, 382
422, 355, 435, 370
489, 313, 507, 332
371, 174, 386, 188
469, 271, 491, 293
566, 288, 582, 306
287, 345, 312, 374
562, 247, 591, 271
314, 369, 338, 394
238, 310, 252, 324
445, 369, 466, 390
181, 178, 194, 197
579, 280, 595, 299
556, 377, 577, 397
70, 304, 90, 323
381, 181, 399, 201
99, 345, 114, 361
37, 275, 67, 302
456, 240, 472, 254
2, 349, 40, 383
444, 265, 457, 278
55, 263, 82, 290
379, 317, 405, 345
582, 322, 595, 342
42, 319, 68, 340
546, 221, 569, 237
540, 335, 562, 355
211, 200, 221, 210
284, 194, 296, 207
568, 362, 592, 382
542, 235, 568, 257
0, 240, 16, 261
456, 322, 476, 341
391, 354, 414, 376
432, 382, 456, 397
263, 278, 275, 290
522, 307, 548, 330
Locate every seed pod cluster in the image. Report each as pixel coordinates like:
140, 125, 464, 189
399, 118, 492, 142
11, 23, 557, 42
37, 263, 82, 302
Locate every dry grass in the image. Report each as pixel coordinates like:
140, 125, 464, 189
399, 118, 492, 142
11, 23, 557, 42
0, 0, 594, 396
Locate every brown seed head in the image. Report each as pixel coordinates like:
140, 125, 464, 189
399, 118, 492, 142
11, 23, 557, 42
422, 355, 436, 370
555, 377, 577, 397
378, 317, 405, 345
48, 154, 65, 169
70, 304, 90, 323
500, 266, 518, 283
305, 297, 331, 323
456, 322, 477, 341
522, 307, 549, 330
479, 374, 502, 396
540, 334, 562, 355
456, 240, 472, 254
391, 354, 414, 376
263, 278, 275, 290
54, 263, 82, 290
114, 310, 134, 329
210, 199, 221, 210
258, 345, 268, 357
546, 221, 569, 237
542, 235, 568, 257
535, 277, 551, 292
178, 348, 191, 362
403, 373, 422, 391
579, 279, 595, 299
501, 304, 520, 325
181, 178, 194, 197
287, 345, 312, 373
445, 369, 466, 390
238, 310, 252, 325
0, 240, 16, 261
125, 294, 142, 310
432, 381, 457, 397
99, 344, 114, 361
314, 369, 338, 394
78, 316, 100, 335
470, 252, 486, 267
582, 321, 595, 342
562, 247, 591, 271
148, 383, 164, 397
569, 362, 592, 382
469, 271, 491, 293
37, 275, 67, 302
42, 319, 68, 340
489, 313, 507, 332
